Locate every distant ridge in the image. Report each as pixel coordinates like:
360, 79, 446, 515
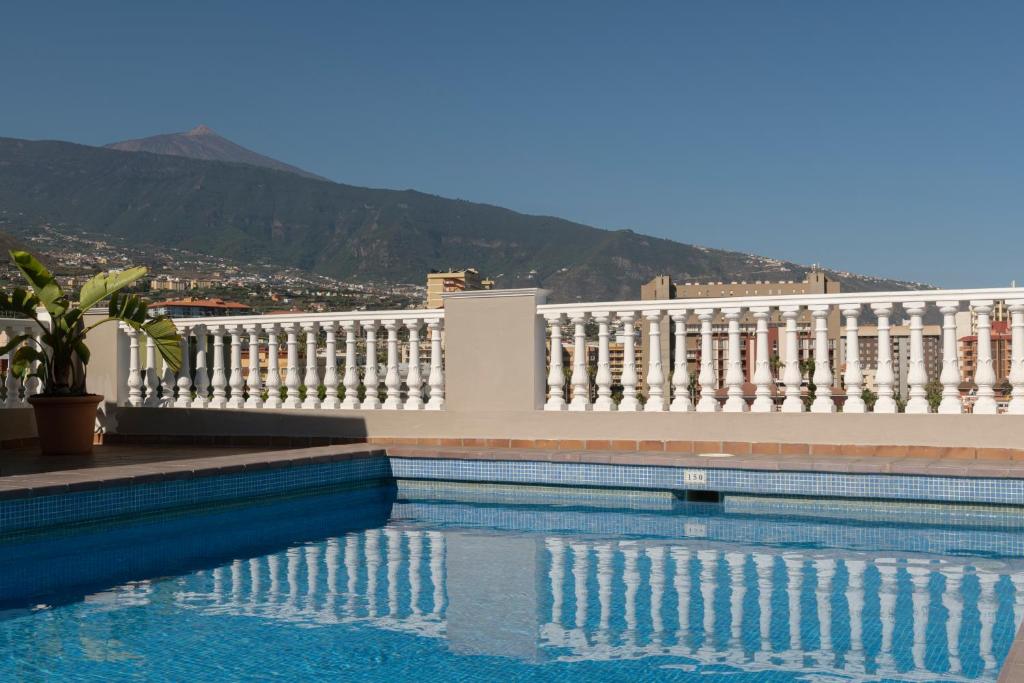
105, 125, 327, 181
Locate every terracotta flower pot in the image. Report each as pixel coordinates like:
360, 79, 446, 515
27, 394, 104, 455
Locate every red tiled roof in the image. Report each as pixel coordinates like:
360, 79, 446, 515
154, 298, 250, 310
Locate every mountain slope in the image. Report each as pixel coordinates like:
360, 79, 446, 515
0, 136, 920, 301
106, 125, 327, 181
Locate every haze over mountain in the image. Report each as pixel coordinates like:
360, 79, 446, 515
106, 125, 327, 181
0, 134, 922, 302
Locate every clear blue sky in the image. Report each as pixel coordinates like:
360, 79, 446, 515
1, 1, 1020, 287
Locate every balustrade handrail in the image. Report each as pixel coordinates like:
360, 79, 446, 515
163, 307, 444, 329
538, 285, 1024, 315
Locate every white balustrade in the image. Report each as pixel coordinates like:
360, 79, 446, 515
121, 284, 1024, 418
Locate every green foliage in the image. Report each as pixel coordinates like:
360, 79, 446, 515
925, 379, 943, 412
860, 388, 878, 411
0, 250, 182, 396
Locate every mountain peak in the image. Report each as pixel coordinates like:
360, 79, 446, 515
104, 127, 327, 181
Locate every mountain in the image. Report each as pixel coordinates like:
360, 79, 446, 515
105, 125, 327, 181
0, 136, 922, 302
0, 230, 22, 254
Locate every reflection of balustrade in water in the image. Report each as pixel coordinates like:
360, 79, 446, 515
539, 538, 1024, 681
174, 528, 448, 640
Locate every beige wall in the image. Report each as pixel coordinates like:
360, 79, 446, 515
0, 410, 37, 442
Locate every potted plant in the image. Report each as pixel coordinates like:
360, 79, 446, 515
0, 251, 181, 455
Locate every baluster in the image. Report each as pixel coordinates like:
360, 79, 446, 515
210, 326, 228, 409
301, 322, 321, 410
845, 559, 866, 659
546, 539, 565, 625
228, 325, 245, 409
723, 307, 747, 412
618, 311, 639, 411
814, 558, 834, 654
382, 320, 402, 410
544, 313, 567, 411
2, 326, 16, 408
361, 321, 381, 410
696, 308, 719, 412
908, 565, 930, 669
593, 312, 615, 411
571, 543, 589, 633
159, 338, 176, 407
283, 323, 302, 409
569, 315, 590, 411
726, 552, 746, 644
245, 324, 264, 409
977, 571, 998, 670
754, 554, 773, 652
669, 311, 692, 412
938, 302, 963, 414
143, 335, 159, 406
644, 310, 665, 411
646, 546, 666, 641
783, 555, 803, 651
404, 319, 424, 410
871, 304, 897, 413
426, 319, 445, 410
174, 325, 192, 408
904, 301, 930, 413
780, 306, 804, 412
971, 300, 997, 414
192, 324, 210, 407
341, 321, 361, 409
750, 307, 773, 412
321, 322, 340, 410
841, 305, 865, 413
942, 567, 964, 674
126, 327, 143, 407
23, 325, 41, 399
809, 305, 834, 413
264, 323, 283, 409
1010, 300, 1024, 414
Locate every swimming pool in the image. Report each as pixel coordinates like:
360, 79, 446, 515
1, 480, 1022, 682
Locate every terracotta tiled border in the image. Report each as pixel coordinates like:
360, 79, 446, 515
102, 434, 367, 449
363, 437, 1024, 461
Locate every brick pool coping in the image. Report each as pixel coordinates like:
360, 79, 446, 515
4, 442, 1024, 503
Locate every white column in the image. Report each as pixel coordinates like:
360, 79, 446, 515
618, 311, 640, 411
841, 306, 865, 413
753, 554, 773, 652
544, 313, 567, 411
159, 344, 176, 407
407, 531, 424, 616
403, 319, 424, 410
726, 552, 747, 644
428, 531, 446, 616
301, 322, 321, 410
321, 322, 340, 410
23, 326, 41, 399
596, 544, 613, 639
571, 543, 589, 632
723, 307, 747, 412
647, 546, 667, 641
977, 571, 998, 671
877, 563, 898, 667
426, 320, 445, 410
546, 539, 566, 625
382, 320, 402, 410
385, 529, 401, 615
209, 326, 228, 409
1008, 301, 1024, 414
750, 307, 773, 412
361, 321, 380, 410
280, 324, 300, 409
365, 530, 381, 616
696, 309, 720, 412
698, 550, 718, 643
267, 554, 280, 602
2, 327, 17, 408
904, 301, 930, 413
971, 300, 998, 414
871, 304, 897, 413
908, 565, 930, 670
780, 306, 804, 413
227, 325, 245, 409
340, 321, 361, 410
264, 323, 283, 409
144, 335, 160, 407
670, 312, 693, 412
942, 567, 964, 675
305, 545, 321, 614
344, 535, 359, 612
937, 302, 964, 414
644, 310, 666, 412
126, 328, 143, 407
192, 324, 210, 408
593, 313, 615, 411
809, 305, 834, 413
783, 555, 803, 651
568, 315, 590, 411
174, 326, 192, 408
622, 543, 640, 638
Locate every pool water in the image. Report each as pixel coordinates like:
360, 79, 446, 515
1, 480, 1022, 682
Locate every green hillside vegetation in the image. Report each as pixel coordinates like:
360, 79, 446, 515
0, 137, 918, 302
